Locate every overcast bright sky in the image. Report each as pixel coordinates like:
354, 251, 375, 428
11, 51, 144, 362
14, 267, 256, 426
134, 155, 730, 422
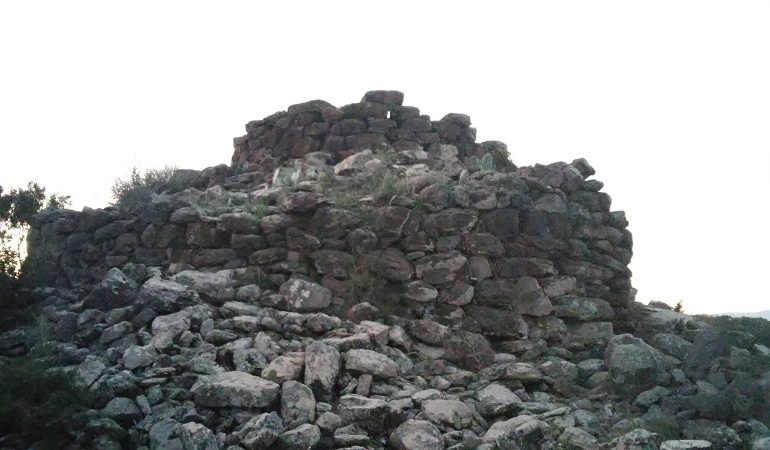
1, 1, 768, 314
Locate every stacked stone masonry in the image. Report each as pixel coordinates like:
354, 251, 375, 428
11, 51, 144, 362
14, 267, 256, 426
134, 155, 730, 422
28, 91, 635, 350
14, 92, 770, 449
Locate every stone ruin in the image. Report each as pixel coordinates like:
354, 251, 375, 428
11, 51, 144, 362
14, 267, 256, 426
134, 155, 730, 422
5, 91, 768, 449
28, 90, 634, 344
231, 90, 516, 175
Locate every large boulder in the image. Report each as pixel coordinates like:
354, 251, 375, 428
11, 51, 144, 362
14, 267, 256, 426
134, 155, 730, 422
414, 252, 468, 284
218, 212, 262, 234
262, 352, 304, 383
463, 306, 529, 339
650, 332, 693, 360
483, 415, 548, 448
612, 429, 662, 450
421, 399, 473, 429
389, 420, 444, 450
276, 424, 321, 450
310, 207, 361, 239
150, 310, 191, 351
484, 362, 544, 384
237, 412, 284, 450
137, 277, 200, 314
172, 270, 235, 305
191, 371, 280, 408
279, 279, 332, 312
660, 441, 713, 450
334, 149, 375, 175
179, 422, 219, 450
443, 330, 495, 371
682, 419, 742, 450
83, 268, 138, 310
410, 319, 450, 346
337, 394, 388, 424
476, 383, 522, 417
344, 349, 398, 378
511, 276, 553, 317
362, 90, 404, 105
122, 345, 157, 370
281, 381, 316, 428
605, 334, 668, 399
552, 296, 615, 321
465, 232, 504, 257
101, 397, 142, 424
683, 327, 732, 378
453, 182, 497, 209
423, 209, 478, 236
496, 257, 556, 278
564, 322, 614, 348
277, 191, 324, 213
366, 248, 413, 282
313, 249, 355, 279
403, 281, 439, 303
304, 341, 340, 401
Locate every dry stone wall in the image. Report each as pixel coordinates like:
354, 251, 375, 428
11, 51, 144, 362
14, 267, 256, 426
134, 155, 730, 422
27, 91, 635, 353
15, 92, 770, 449
231, 90, 514, 175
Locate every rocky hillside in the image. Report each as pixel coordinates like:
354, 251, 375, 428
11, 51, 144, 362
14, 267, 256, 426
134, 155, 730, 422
725, 310, 770, 321
1, 91, 769, 449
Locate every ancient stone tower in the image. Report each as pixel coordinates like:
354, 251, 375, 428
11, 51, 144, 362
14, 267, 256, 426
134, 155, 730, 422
28, 90, 635, 348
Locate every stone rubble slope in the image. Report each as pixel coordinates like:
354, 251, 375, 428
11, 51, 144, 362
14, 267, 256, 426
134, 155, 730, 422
0, 91, 767, 449
3, 269, 769, 449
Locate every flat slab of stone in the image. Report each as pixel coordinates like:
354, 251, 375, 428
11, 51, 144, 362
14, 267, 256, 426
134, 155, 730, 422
421, 399, 473, 429
345, 349, 398, 378
191, 371, 279, 408
661, 440, 713, 450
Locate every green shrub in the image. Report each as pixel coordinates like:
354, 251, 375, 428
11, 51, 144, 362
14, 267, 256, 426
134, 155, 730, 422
0, 357, 93, 446
110, 166, 178, 206
411, 198, 427, 212
479, 154, 495, 171
0, 246, 21, 295
367, 164, 410, 202
324, 188, 362, 210
317, 161, 411, 208
228, 163, 251, 177
316, 171, 362, 211
243, 198, 270, 219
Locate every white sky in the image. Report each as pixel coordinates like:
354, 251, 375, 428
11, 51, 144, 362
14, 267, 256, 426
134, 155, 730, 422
1, 1, 768, 314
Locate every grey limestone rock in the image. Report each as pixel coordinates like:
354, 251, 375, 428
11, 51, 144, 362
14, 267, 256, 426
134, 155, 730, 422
191, 371, 280, 408
279, 278, 332, 312
238, 412, 284, 450
304, 341, 340, 401
281, 380, 316, 428
389, 419, 444, 450
344, 348, 398, 378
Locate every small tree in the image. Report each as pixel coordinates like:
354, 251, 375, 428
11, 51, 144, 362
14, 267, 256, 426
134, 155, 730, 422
0, 183, 69, 305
